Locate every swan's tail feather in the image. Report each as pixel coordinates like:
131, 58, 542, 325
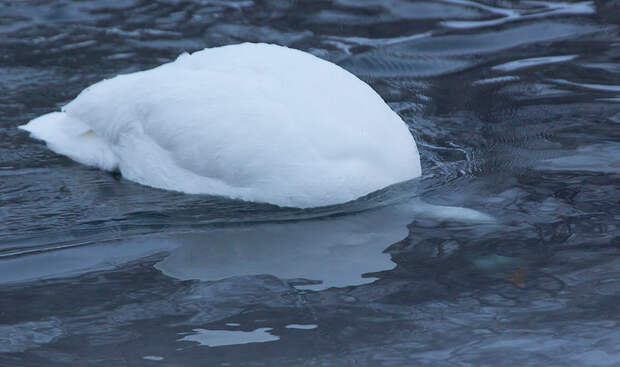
19, 112, 118, 171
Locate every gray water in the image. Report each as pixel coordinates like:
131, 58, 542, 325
1, 0, 620, 366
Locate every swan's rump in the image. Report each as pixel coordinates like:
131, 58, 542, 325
20, 43, 421, 207
20, 112, 118, 171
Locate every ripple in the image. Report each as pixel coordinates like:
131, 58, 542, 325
493, 55, 577, 72
441, 0, 595, 29
2, 0, 620, 365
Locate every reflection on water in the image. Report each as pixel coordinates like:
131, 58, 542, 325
1, 0, 620, 365
156, 207, 407, 290
178, 328, 280, 348
155, 202, 492, 290
0, 236, 179, 284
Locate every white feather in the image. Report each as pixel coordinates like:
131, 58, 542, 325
20, 43, 421, 207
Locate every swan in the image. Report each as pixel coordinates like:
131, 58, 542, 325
20, 43, 421, 208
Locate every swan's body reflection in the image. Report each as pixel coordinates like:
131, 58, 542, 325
156, 201, 492, 290
0, 195, 491, 288
156, 206, 409, 290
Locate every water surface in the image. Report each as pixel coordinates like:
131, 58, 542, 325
1, 0, 619, 366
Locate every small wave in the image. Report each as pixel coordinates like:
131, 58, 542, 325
493, 55, 577, 72
549, 79, 620, 93
441, 0, 595, 30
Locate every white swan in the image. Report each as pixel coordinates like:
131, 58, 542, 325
20, 43, 421, 208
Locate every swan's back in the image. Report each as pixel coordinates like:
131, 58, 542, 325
21, 43, 421, 207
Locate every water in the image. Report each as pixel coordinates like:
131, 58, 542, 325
1, 0, 619, 365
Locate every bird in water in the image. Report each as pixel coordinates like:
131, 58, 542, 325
20, 43, 421, 208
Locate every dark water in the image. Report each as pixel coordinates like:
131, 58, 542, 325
1, 0, 620, 365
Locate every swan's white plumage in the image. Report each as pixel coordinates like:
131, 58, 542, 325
20, 43, 421, 207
